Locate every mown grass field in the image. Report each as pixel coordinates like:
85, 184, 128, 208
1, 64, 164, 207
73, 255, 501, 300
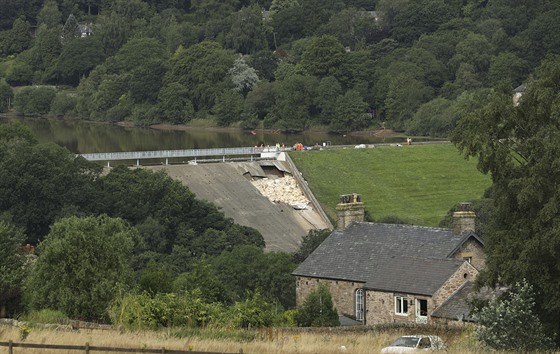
289, 143, 491, 227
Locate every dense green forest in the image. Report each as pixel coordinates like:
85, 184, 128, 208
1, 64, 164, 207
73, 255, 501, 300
1, 0, 559, 135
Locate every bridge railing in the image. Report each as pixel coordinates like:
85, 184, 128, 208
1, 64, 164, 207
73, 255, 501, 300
78, 147, 268, 162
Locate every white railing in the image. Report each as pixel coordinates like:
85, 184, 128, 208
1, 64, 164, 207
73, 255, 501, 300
77, 147, 292, 165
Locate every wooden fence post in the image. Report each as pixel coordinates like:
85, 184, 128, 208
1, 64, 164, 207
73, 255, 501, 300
8, 340, 13, 354
85, 342, 90, 354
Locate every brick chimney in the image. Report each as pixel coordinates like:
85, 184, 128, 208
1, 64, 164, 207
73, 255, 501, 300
336, 193, 365, 229
453, 202, 476, 235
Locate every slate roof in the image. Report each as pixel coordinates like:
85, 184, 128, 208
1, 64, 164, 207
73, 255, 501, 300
514, 83, 527, 93
431, 282, 507, 322
292, 222, 482, 295
364, 256, 465, 295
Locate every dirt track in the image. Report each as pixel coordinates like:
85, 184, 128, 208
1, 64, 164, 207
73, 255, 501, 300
147, 162, 331, 253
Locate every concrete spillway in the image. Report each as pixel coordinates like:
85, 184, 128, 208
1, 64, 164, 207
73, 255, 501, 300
147, 161, 331, 253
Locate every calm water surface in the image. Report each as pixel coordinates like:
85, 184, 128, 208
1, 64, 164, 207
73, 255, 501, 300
1, 117, 419, 154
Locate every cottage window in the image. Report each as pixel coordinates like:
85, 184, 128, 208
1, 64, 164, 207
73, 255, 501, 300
395, 296, 408, 315
463, 256, 472, 263
355, 289, 364, 321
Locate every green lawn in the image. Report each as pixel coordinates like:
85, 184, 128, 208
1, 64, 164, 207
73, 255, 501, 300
289, 143, 491, 227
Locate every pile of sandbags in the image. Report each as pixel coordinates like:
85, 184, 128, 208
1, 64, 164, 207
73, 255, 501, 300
251, 175, 309, 207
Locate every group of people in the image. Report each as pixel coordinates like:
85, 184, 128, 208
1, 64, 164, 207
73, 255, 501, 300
253, 143, 286, 152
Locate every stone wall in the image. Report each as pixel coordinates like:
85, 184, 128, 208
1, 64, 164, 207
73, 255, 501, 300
450, 238, 485, 271
295, 276, 364, 318
432, 262, 478, 309
365, 291, 434, 325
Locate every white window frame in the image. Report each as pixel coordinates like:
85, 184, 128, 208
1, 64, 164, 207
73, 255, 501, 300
416, 298, 428, 324
395, 295, 408, 316
355, 289, 364, 321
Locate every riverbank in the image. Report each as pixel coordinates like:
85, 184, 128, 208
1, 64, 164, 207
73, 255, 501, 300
2, 113, 402, 140
148, 122, 400, 139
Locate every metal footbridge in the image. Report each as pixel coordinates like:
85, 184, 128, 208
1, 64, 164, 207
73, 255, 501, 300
78, 146, 290, 166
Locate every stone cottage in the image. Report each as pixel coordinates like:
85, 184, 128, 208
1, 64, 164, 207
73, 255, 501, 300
292, 195, 485, 325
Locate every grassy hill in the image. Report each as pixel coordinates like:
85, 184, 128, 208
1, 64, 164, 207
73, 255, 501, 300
289, 143, 491, 227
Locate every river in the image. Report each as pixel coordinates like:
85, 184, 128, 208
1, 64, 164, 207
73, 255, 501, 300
0, 116, 426, 154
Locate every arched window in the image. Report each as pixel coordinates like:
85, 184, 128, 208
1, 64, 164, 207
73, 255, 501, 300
355, 288, 364, 321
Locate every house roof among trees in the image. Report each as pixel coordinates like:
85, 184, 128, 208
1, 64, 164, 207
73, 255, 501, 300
431, 281, 507, 322
293, 222, 483, 295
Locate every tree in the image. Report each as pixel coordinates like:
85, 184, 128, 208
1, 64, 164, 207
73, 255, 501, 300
330, 89, 369, 133
5, 16, 31, 54
295, 283, 339, 327
0, 220, 28, 318
213, 89, 246, 126
225, 5, 267, 54
157, 82, 195, 124
229, 56, 260, 97
245, 80, 276, 120
49, 92, 77, 117
268, 73, 317, 131
293, 229, 331, 263
210, 245, 296, 309
450, 55, 560, 340
300, 35, 346, 78
300, 0, 345, 37
269, 0, 299, 16
33, 25, 63, 78
36, 0, 62, 28
322, 8, 380, 50
0, 139, 101, 244
487, 51, 529, 87
5, 60, 33, 86
96, 12, 130, 57
270, 5, 306, 46
448, 32, 493, 78
138, 260, 174, 295
0, 79, 13, 112
255, 252, 297, 309
172, 259, 228, 303
246, 50, 278, 82
519, 8, 560, 67
25, 215, 135, 321
166, 41, 235, 112
56, 36, 105, 86
0, 121, 37, 145
383, 71, 434, 130
407, 97, 454, 137
390, 0, 457, 45
14, 86, 56, 115
314, 76, 342, 125
475, 280, 555, 351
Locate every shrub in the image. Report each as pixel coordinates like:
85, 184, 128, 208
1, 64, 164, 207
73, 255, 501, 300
49, 92, 77, 117
295, 283, 339, 327
22, 309, 69, 324
475, 279, 555, 351
223, 291, 276, 329
14, 86, 56, 115
108, 291, 224, 330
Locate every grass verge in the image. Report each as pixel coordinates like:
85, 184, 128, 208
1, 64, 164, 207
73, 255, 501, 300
289, 143, 491, 227
0, 323, 500, 354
